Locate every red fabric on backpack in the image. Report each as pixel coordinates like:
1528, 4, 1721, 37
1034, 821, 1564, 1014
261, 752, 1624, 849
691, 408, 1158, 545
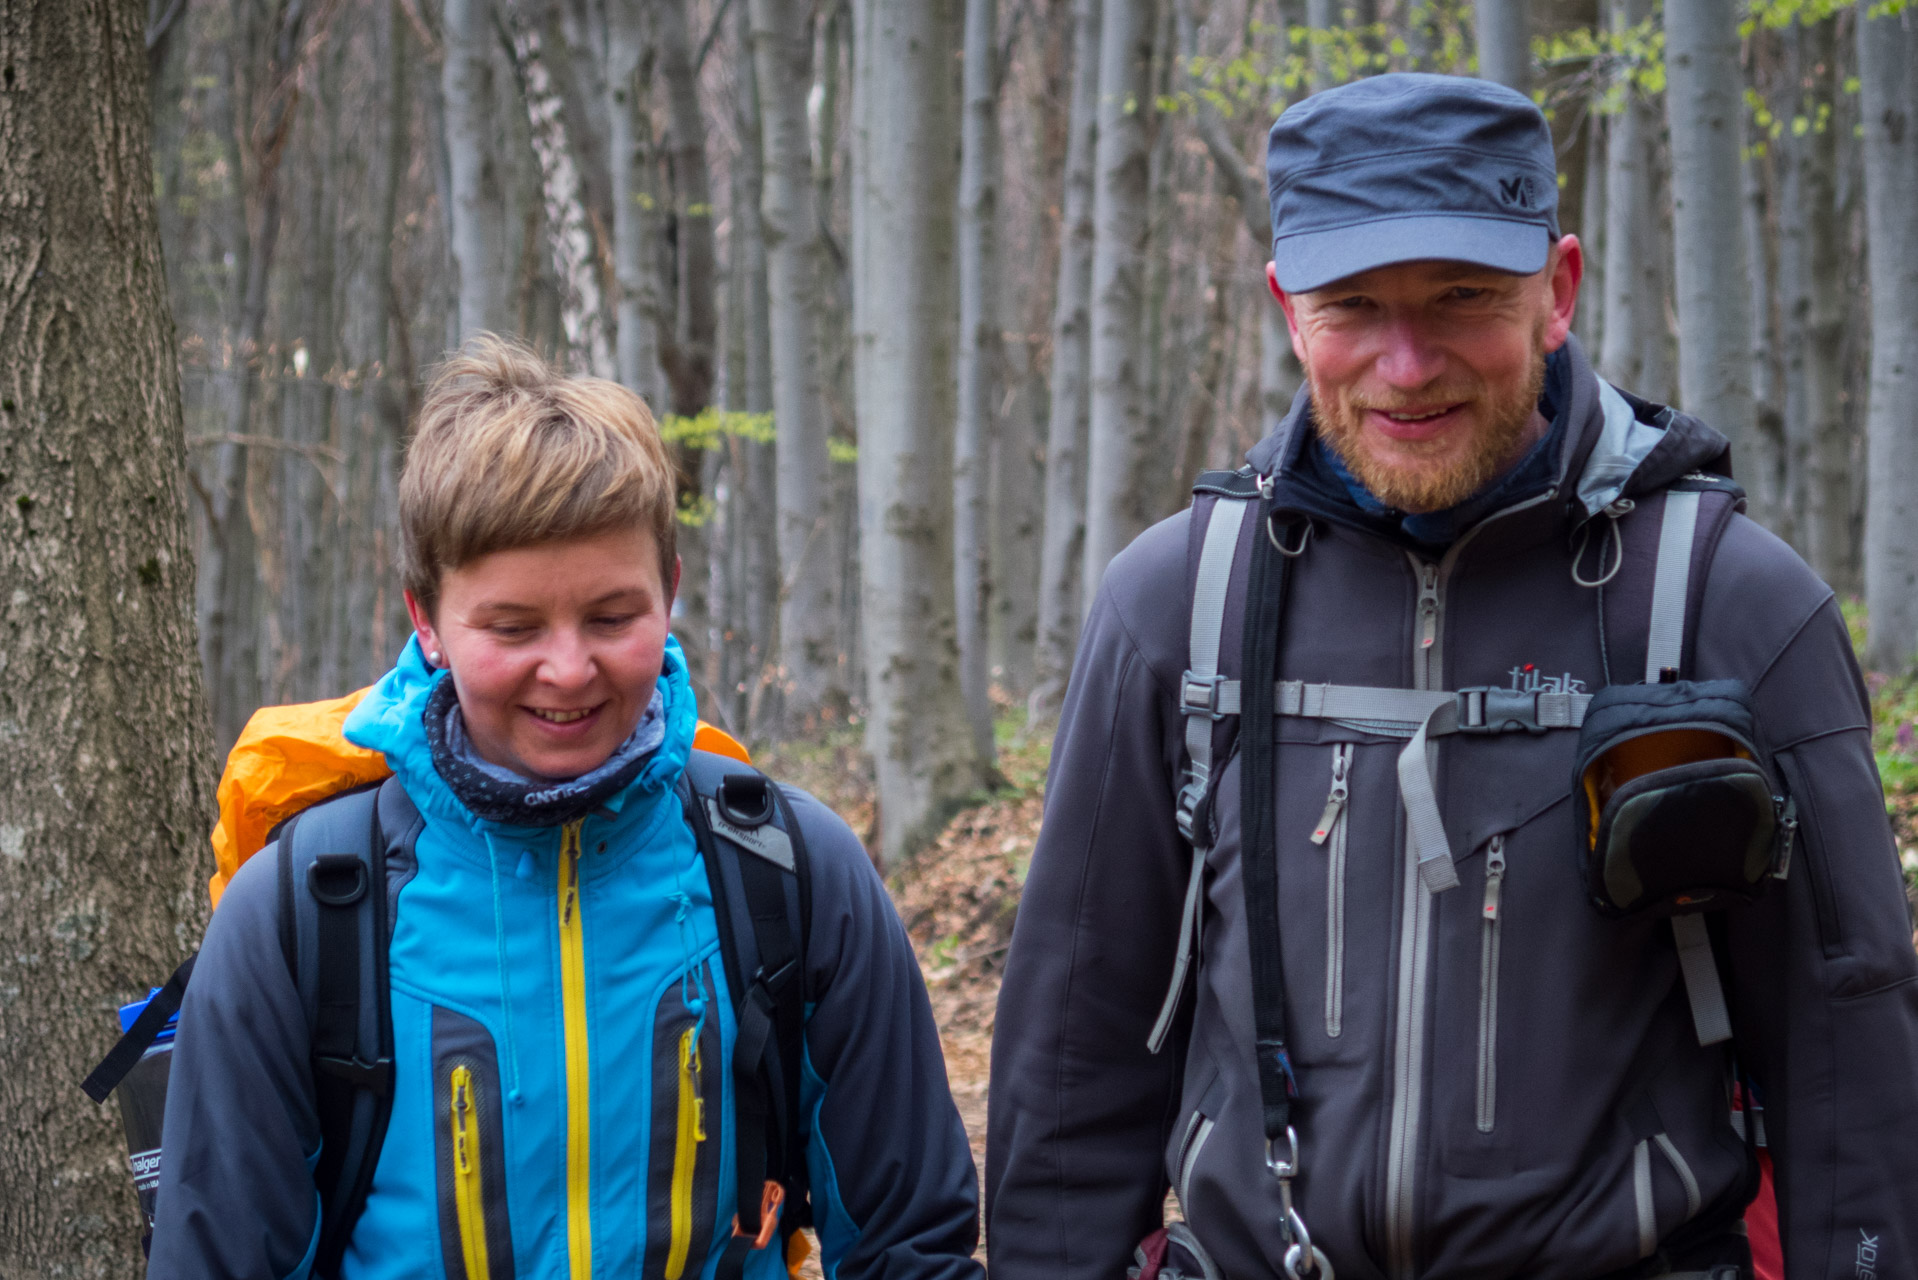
1747, 1149, 1782, 1280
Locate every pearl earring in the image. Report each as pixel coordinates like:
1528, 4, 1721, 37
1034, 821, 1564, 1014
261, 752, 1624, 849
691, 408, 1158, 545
428, 650, 442, 667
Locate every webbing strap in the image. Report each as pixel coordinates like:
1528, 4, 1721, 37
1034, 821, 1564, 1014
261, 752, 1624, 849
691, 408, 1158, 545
1399, 706, 1462, 893
82, 953, 196, 1103
1153, 496, 1252, 1053
1207, 679, 1591, 731
1647, 490, 1733, 1047
1646, 490, 1699, 681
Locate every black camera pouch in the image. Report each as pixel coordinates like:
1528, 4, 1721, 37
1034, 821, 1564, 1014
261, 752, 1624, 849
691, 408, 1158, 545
1572, 678, 1793, 920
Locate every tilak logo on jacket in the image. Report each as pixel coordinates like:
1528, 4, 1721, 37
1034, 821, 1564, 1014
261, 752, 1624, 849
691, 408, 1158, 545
1857, 1228, 1883, 1280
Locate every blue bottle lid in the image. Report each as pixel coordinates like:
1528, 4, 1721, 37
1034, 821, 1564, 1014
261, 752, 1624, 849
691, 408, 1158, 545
117, 988, 180, 1045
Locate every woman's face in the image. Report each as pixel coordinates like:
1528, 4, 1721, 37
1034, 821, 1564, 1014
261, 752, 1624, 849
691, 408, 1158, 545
406, 527, 679, 783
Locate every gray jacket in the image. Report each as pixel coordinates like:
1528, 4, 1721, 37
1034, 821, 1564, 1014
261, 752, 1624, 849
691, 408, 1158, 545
987, 339, 1918, 1280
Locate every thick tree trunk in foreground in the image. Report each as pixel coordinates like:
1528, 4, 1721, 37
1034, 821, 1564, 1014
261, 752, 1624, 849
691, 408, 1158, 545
1079, 0, 1156, 613
851, 0, 979, 862
1030, 0, 1099, 718
750, 0, 844, 728
1858, 1, 1918, 670
0, 1, 216, 1271
1665, 0, 1762, 515
954, 0, 1001, 772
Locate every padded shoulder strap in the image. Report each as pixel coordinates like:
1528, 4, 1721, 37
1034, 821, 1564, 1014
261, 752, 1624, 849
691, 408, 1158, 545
281, 778, 402, 1278
680, 751, 813, 1275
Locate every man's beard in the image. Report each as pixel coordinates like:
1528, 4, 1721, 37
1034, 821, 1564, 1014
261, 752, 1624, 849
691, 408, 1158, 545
1312, 347, 1548, 514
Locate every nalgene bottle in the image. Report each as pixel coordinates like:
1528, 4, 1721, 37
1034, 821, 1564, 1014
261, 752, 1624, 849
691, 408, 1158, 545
113, 989, 177, 1252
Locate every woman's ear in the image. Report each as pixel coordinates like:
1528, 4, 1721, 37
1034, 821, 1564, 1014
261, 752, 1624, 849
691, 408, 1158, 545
403, 590, 444, 668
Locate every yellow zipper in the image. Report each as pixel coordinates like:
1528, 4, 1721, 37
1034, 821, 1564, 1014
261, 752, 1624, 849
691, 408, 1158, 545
665, 1026, 707, 1280
450, 1065, 492, 1280
558, 820, 592, 1278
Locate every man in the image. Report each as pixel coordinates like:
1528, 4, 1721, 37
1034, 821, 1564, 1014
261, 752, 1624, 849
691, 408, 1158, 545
987, 74, 1918, 1279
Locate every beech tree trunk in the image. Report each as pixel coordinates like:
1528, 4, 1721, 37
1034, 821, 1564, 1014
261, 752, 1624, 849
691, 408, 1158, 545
444, 0, 511, 339
1575, 106, 1606, 358
1030, 0, 1098, 718
1858, 1, 1918, 670
1473, 0, 1529, 92
954, 0, 1001, 771
1598, 0, 1660, 393
850, 0, 980, 861
751, 0, 844, 727
607, 0, 668, 413
1665, 0, 1763, 515
0, 1, 216, 1271
1079, 0, 1156, 613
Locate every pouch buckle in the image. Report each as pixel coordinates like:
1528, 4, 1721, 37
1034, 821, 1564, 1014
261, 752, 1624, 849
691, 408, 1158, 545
1456, 687, 1546, 736
1179, 672, 1230, 722
732, 1180, 785, 1250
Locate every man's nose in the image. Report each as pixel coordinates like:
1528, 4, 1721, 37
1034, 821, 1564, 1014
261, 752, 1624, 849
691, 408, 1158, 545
1373, 317, 1447, 389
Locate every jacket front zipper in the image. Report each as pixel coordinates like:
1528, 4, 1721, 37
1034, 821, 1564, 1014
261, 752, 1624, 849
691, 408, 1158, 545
450, 1064, 493, 1280
558, 820, 592, 1279
1312, 744, 1353, 1038
1477, 835, 1507, 1133
666, 1027, 707, 1280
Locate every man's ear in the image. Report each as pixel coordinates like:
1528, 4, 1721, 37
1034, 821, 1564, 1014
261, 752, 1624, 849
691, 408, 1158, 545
1268, 262, 1309, 366
1542, 234, 1583, 353
403, 589, 442, 667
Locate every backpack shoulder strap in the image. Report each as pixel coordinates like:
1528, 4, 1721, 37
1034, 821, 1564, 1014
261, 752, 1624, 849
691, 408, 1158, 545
281, 776, 413, 1277
679, 750, 812, 1276
1147, 470, 1259, 1055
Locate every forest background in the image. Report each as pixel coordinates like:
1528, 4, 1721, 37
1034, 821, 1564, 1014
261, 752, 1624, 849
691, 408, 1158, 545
6, 0, 1918, 1272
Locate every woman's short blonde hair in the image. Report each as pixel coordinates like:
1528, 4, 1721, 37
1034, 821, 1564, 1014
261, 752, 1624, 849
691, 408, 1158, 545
400, 335, 677, 616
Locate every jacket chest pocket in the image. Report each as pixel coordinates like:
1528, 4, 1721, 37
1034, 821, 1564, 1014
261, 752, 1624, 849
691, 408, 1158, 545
432, 1007, 516, 1280
642, 962, 723, 1280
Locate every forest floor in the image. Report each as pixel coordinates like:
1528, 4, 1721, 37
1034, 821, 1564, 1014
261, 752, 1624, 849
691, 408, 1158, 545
764, 611, 1918, 1269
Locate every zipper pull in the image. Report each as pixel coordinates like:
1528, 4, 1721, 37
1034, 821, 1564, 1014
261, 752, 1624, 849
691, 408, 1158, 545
1482, 835, 1507, 921
1417, 562, 1440, 651
453, 1075, 473, 1173
1310, 744, 1352, 846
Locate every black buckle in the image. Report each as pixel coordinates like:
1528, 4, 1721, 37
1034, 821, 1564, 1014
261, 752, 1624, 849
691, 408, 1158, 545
754, 958, 797, 999
1456, 688, 1547, 735
1180, 672, 1229, 721
308, 854, 369, 906
315, 1053, 393, 1093
716, 774, 775, 828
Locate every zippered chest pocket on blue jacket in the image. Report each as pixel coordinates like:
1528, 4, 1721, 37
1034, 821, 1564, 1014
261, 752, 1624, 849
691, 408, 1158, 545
433, 1007, 516, 1280
643, 961, 723, 1280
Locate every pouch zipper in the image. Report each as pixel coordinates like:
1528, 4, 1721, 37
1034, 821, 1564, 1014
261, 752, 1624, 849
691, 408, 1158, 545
1477, 835, 1507, 1133
1313, 744, 1353, 1037
558, 820, 592, 1278
450, 1064, 492, 1280
665, 1026, 707, 1280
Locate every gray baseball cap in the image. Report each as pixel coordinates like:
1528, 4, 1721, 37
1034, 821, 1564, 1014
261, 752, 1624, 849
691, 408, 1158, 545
1266, 73, 1561, 294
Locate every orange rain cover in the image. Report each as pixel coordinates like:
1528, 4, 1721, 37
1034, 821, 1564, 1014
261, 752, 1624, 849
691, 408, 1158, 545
207, 688, 752, 908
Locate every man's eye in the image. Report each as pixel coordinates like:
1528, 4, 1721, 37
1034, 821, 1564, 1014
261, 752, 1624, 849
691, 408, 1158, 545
1332, 295, 1371, 309
1448, 286, 1490, 301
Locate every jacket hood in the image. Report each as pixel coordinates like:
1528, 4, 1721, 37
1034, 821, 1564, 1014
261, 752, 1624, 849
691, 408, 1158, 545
1247, 334, 1734, 528
342, 632, 699, 841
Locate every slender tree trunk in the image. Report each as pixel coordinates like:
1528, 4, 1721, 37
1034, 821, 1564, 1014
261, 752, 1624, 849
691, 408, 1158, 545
1740, 90, 1789, 543
850, 0, 980, 861
1079, 0, 1155, 613
954, 0, 1001, 771
0, 2, 216, 1270
607, 0, 668, 412
1665, 0, 1762, 512
1473, 0, 1529, 92
655, 0, 718, 417
1858, 1, 1918, 669
503, 1, 614, 375
1029, 0, 1098, 718
750, 0, 844, 726
1575, 106, 1606, 357
1598, 0, 1652, 387
444, 0, 511, 339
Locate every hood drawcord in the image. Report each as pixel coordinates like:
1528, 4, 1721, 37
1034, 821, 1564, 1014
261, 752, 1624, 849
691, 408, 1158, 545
484, 831, 525, 1104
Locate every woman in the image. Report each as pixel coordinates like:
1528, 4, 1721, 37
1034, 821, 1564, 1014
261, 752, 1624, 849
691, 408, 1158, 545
150, 338, 982, 1280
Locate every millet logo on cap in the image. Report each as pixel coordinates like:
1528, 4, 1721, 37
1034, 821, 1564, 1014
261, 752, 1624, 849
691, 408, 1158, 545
1496, 172, 1541, 210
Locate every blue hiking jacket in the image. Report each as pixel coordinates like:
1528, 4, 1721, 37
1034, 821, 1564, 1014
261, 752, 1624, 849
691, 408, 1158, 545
151, 637, 982, 1280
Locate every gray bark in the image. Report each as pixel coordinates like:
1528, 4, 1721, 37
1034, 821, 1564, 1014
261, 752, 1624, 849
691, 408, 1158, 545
444, 0, 512, 338
1858, 1, 1918, 669
1597, 0, 1660, 393
850, 0, 980, 861
607, 0, 668, 411
1740, 100, 1789, 544
749, 0, 844, 726
1079, 0, 1156, 614
1473, 0, 1530, 92
1030, 0, 1099, 717
1665, 0, 1762, 516
1574, 106, 1605, 357
0, 1, 216, 1269
954, 0, 1002, 770
655, 0, 718, 417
